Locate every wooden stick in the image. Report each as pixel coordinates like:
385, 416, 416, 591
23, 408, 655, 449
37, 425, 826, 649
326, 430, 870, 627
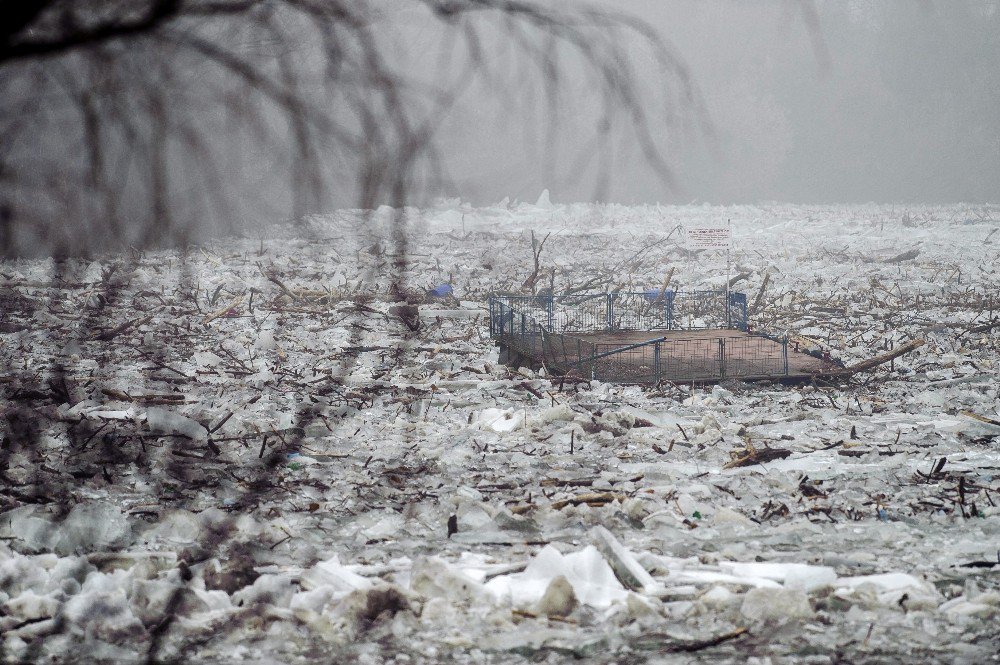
202, 295, 244, 324
93, 314, 154, 341
258, 263, 302, 303
549, 492, 626, 510
750, 272, 770, 315
963, 319, 999, 336
517, 381, 544, 399
666, 626, 749, 653
724, 447, 791, 469
101, 388, 185, 404
654, 267, 675, 304
960, 410, 1000, 427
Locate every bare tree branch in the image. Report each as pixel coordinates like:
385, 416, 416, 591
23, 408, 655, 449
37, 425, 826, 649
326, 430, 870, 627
0, 0, 183, 64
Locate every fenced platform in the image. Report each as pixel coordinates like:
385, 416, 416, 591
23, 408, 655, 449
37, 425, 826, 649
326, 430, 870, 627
489, 291, 843, 384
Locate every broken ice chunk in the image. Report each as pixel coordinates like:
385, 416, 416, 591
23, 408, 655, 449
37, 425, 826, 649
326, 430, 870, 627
485, 544, 627, 610
192, 350, 223, 367
834, 572, 940, 607
300, 555, 372, 594
474, 408, 525, 433
146, 407, 207, 440
590, 526, 659, 593
719, 562, 837, 592
740, 587, 813, 622
535, 575, 577, 617
410, 557, 490, 604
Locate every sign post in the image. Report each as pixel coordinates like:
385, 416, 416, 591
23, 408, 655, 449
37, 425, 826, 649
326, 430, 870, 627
684, 220, 733, 326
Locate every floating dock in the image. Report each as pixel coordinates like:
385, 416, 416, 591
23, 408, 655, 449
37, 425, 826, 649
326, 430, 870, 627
489, 291, 843, 384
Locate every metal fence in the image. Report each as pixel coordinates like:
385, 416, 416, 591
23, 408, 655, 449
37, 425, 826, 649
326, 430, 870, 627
587, 334, 789, 383
489, 291, 791, 384
490, 290, 748, 335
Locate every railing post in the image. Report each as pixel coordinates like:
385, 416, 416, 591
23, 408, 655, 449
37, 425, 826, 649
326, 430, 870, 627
782, 335, 789, 375
606, 293, 614, 330
520, 312, 525, 335
719, 337, 726, 379
547, 295, 554, 331
654, 341, 661, 383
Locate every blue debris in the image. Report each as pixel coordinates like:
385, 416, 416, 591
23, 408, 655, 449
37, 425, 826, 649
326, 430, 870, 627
643, 288, 675, 302
427, 284, 454, 298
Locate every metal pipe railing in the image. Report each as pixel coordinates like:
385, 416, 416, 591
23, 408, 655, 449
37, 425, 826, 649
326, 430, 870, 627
575, 336, 667, 365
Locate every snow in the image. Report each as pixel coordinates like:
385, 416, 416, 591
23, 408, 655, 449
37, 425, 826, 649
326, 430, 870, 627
1, 201, 999, 661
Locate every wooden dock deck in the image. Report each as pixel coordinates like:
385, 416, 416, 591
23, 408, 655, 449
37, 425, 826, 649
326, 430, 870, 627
502, 328, 842, 383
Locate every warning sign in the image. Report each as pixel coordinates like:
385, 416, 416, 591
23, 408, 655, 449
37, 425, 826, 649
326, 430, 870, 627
685, 225, 731, 250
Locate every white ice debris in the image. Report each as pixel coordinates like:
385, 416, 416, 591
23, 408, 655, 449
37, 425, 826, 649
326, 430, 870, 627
835, 572, 941, 607
0, 503, 132, 555
535, 575, 577, 617
589, 526, 660, 593
192, 350, 223, 367
538, 404, 576, 423
938, 591, 1000, 618
741, 587, 813, 622
254, 319, 277, 351
455, 501, 496, 532
145, 406, 208, 440
474, 407, 525, 432
699, 585, 738, 608
411, 557, 490, 605
231, 573, 297, 608
720, 562, 837, 592
712, 506, 755, 527
534, 189, 554, 209
2, 202, 999, 661
486, 545, 627, 609
300, 556, 373, 594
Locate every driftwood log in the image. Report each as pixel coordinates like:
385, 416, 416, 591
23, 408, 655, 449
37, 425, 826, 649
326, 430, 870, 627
724, 447, 792, 469
843, 338, 925, 374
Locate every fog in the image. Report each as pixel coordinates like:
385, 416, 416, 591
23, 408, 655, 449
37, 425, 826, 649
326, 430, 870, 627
428, 0, 1000, 205
2, 1, 999, 256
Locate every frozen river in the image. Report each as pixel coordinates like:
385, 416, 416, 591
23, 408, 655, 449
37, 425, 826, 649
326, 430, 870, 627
1, 201, 998, 663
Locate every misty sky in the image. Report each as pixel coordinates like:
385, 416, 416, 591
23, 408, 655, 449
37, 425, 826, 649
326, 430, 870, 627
421, 0, 1000, 205
4, 0, 999, 257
